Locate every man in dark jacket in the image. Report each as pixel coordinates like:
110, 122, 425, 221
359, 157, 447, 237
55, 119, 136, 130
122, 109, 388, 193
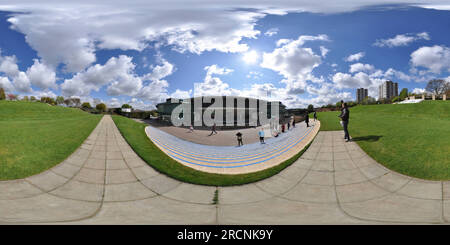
236, 132, 243, 146
338, 102, 351, 142
305, 113, 309, 127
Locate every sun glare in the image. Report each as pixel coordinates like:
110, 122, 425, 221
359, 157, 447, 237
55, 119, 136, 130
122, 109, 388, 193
242, 50, 259, 64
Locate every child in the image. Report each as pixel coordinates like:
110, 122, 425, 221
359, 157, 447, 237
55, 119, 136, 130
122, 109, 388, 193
258, 129, 265, 144
236, 132, 243, 146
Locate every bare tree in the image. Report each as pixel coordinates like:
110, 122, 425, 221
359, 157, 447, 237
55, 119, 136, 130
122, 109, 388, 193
425, 79, 448, 95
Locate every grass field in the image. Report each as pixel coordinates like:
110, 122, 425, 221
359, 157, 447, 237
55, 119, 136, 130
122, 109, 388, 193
311, 101, 450, 180
0, 101, 101, 180
112, 115, 311, 186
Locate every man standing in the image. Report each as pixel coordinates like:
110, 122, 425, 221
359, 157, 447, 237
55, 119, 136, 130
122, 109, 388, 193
236, 132, 243, 146
258, 128, 265, 144
338, 102, 351, 142
305, 113, 309, 127
313, 111, 317, 121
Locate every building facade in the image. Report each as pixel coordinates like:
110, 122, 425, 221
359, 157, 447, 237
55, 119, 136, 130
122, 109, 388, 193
378, 81, 398, 100
356, 88, 368, 103
156, 96, 287, 128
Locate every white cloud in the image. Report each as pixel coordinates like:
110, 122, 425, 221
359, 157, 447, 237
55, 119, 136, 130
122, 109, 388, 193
383, 68, 412, 81
144, 60, 175, 81
170, 89, 192, 99
61, 54, 177, 106
61, 55, 139, 97
0, 51, 57, 93
12, 71, 32, 93
108, 98, 121, 108
410, 45, 450, 74
264, 28, 279, 37
1, 1, 450, 73
246, 71, 264, 80
260, 34, 328, 94
320, 46, 329, 57
193, 65, 238, 97
345, 52, 365, 62
374, 32, 430, 48
412, 88, 426, 94
26, 59, 57, 90
0, 76, 14, 92
349, 63, 374, 73
0, 53, 19, 77
332, 72, 372, 89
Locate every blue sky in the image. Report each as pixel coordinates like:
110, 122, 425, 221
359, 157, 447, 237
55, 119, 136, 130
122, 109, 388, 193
0, 1, 449, 109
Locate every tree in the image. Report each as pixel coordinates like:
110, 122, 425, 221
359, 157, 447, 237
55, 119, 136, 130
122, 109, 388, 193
81, 102, 92, 109
399, 88, 408, 101
362, 96, 376, 105
30, 96, 36, 102
121, 104, 132, 109
22, 96, 29, 102
40, 97, 56, 105
56, 96, 65, 105
7, 94, 17, 101
72, 98, 81, 107
391, 96, 400, 103
0, 88, 5, 100
96, 103, 107, 112
335, 101, 342, 108
64, 98, 72, 107
307, 104, 314, 112
425, 79, 448, 95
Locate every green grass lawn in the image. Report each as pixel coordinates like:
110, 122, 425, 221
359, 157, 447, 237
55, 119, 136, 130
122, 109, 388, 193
311, 101, 450, 180
0, 101, 101, 180
112, 115, 311, 186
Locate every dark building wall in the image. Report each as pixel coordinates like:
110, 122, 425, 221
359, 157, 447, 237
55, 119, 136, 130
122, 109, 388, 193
156, 96, 286, 127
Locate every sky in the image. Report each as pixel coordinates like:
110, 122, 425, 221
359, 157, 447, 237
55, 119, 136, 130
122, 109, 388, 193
0, 1, 449, 109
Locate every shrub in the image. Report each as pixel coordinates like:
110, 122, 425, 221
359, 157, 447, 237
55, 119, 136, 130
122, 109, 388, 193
0, 88, 5, 100
56, 96, 65, 105
7, 94, 17, 101
96, 103, 107, 112
40, 97, 56, 105
361, 96, 377, 105
81, 102, 92, 109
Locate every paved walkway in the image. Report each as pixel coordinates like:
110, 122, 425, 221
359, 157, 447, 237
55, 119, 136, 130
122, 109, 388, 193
135, 118, 275, 146
145, 121, 319, 174
0, 115, 449, 224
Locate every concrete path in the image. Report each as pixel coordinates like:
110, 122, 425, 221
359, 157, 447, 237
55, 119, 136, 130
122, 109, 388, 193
145, 121, 319, 174
0, 115, 449, 224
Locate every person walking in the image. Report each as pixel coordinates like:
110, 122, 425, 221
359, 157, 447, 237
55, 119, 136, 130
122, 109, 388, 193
236, 132, 243, 146
292, 119, 296, 128
258, 128, 265, 144
313, 111, 317, 121
287, 122, 290, 130
338, 102, 351, 142
281, 123, 285, 133
209, 123, 217, 136
189, 125, 194, 133
305, 113, 309, 127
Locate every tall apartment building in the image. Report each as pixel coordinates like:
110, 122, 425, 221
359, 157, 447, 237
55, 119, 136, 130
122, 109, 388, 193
378, 81, 398, 100
356, 88, 368, 103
